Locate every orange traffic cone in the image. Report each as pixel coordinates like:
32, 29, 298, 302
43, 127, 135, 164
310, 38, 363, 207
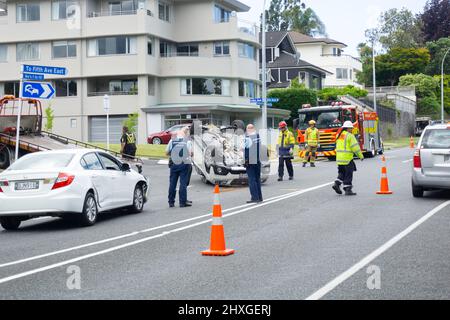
377, 156, 393, 195
202, 185, 235, 257
410, 136, 415, 149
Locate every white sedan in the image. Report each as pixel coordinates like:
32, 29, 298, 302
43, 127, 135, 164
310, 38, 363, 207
0, 149, 149, 230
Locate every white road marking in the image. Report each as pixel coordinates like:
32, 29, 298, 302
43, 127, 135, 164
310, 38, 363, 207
0, 184, 330, 269
0, 182, 333, 285
402, 159, 413, 163
157, 159, 169, 165
305, 200, 450, 300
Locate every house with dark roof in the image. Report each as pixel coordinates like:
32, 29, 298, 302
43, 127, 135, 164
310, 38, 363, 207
260, 31, 330, 90
289, 31, 362, 88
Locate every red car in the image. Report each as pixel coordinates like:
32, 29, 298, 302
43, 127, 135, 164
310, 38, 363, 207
147, 124, 190, 145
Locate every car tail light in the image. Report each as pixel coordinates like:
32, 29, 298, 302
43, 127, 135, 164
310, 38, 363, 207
0, 180, 8, 193
52, 173, 75, 190
413, 149, 421, 169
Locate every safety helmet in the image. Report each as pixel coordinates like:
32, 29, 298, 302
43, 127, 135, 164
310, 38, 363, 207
343, 121, 354, 129
279, 121, 287, 129
309, 120, 316, 125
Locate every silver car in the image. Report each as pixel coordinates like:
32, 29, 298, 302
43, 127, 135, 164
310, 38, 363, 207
412, 123, 450, 197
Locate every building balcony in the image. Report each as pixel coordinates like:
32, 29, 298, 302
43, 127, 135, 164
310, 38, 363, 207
320, 54, 362, 70
159, 55, 259, 80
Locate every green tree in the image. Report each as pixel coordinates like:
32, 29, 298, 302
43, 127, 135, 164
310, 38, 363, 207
265, 0, 326, 36
425, 37, 450, 75
318, 86, 368, 102
399, 74, 441, 116
421, 0, 450, 42
267, 86, 317, 120
44, 105, 54, 132
376, 8, 423, 50
358, 48, 431, 86
122, 112, 139, 133
434, 74, 450, 114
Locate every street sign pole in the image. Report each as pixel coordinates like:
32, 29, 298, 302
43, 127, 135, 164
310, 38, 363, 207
15, 80, 23, 161
104, 95, 110, 150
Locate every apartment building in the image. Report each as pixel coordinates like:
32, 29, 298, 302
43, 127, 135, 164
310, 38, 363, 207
289, 31, 362, 88
0, 0, 289, 144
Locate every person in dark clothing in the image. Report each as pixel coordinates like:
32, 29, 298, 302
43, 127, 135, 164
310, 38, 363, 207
120, 126, 137, 159
166, 130, 193, 208
244, 124, 263, 204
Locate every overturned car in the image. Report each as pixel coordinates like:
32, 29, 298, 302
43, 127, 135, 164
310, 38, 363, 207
190, 120, 270, 186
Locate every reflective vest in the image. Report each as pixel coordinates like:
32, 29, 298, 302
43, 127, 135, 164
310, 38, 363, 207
277, 130, 295, 156
125, 133, 136, 145
335, 130, 364, 166
245, 133, 261, 165
306, 127, 319, 147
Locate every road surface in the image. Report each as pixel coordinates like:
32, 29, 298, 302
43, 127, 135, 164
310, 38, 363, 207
0, 147, 449, 300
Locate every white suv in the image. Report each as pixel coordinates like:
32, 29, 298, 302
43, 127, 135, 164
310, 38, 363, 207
412, 123, 450, 197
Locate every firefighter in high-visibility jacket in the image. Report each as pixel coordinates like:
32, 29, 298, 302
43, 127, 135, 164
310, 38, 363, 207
303, 120, 320, 167
332, 121, 364, 196
277, 121, 295, 181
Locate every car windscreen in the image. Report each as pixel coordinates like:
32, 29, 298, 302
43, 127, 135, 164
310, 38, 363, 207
8, 153, 75, 170
298, 111, 342, 130
421, 129, 450, 149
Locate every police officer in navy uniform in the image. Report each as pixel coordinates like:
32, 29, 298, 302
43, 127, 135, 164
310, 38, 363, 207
166, 129, 193, 208
244, 124, 263, 204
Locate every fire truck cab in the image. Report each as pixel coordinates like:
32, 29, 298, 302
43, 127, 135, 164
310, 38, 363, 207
294, 102, 383, 160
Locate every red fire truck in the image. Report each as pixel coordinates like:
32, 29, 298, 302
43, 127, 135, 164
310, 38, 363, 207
294, 102, 384, 160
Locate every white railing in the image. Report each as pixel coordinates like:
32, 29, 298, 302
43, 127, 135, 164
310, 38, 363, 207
238, 19, 258, 37
88, 10, 137, 18
87, 91, 138, 97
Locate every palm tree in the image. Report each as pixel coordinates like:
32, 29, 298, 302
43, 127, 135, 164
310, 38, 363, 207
290, 7, 327, 37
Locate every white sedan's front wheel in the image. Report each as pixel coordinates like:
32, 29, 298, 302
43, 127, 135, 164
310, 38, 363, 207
78, 193, 98, 227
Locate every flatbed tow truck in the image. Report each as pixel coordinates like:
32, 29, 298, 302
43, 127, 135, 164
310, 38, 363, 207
0, 95, 143, 170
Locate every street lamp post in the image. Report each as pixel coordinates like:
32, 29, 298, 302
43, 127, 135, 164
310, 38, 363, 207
261, 0, 268, 130
441, 48, 450, 123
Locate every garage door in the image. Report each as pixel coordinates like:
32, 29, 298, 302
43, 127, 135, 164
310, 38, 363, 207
89, 116, 129, 143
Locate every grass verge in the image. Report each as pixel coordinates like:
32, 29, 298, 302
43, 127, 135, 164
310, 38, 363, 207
92, 143, 168, 159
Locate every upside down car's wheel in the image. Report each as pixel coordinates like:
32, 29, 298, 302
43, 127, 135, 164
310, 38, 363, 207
0, 217, 21, 231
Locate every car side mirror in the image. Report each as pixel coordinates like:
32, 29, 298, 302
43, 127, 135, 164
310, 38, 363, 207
121, 163, 131, 172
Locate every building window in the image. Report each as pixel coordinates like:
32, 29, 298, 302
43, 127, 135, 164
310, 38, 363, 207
148, 76, 155, 96
0, 45, 7, 62
214, 5, 231, 23
214, 42, 230, 56
238, 42, 256, 60
4, 82, 20, 98
336, 68, 348, 80
182, 78, 230, 96
158, 1, 170, 22
88, 37, 137, 56
176, 43, 199, 57
239, 81, 256, 98
147, 37, 153, 55
311, 75, 320, 89
160, 41, 173, 57
52, 1, 78, 20
52, 41, 77, 59
54, 80, 77, 97
16, 3, 40, 22
70, 119, 77, 128
16, 43, 40, 61
109, 79, 138, 94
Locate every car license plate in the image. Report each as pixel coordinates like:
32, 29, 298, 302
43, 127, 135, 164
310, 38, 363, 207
317, 152, 324, 157
15, 181, 39, 191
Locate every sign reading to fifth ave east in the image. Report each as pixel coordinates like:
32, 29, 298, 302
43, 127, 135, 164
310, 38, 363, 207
23, 64, 67, 76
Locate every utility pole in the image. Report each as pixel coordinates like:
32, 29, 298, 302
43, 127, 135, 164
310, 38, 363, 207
441, 48, 450, 123
261, 0, 267, 130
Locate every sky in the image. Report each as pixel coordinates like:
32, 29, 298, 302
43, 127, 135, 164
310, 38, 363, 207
238, 0, 428, 57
